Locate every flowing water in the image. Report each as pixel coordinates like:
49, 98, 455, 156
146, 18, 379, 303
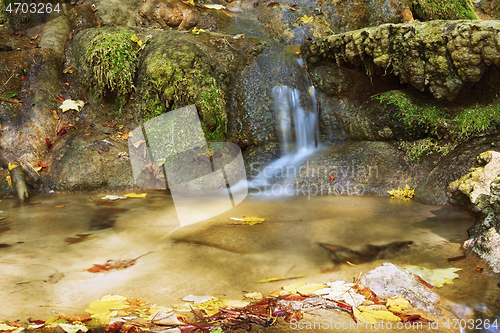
0, 190, 499, 331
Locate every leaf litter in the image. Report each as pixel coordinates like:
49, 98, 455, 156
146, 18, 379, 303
0, 264, 460, 332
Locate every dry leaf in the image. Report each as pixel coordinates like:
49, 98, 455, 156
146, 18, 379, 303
230, 216, 265, 225
244, 292, 262, 299
63, 66, 74, 74
59, 99, 85, 112
56, 312, 91, 322
149, 311, 184, 326
124, 193, 147, 198
51, 109, 60, 120
58, 323, 88, 333
354, 305, 401, 323
6, 175, 12, 186
8, 162, 18, 171
0, 323, 17, 331
404, 265, 461, 288
386, 297, 410, 312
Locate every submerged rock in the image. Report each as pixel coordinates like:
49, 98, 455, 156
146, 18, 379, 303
301, 20, 500, 101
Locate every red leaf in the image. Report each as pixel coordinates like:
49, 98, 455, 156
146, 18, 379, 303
37, 163, 48, 168
330, 174, 335, 182
57, 128, 67, 137
87, 264, 110, 273
45, 138, 52, 149
268, 1, 279, 6
22, 77, 28, 81
56, 95, 64, 103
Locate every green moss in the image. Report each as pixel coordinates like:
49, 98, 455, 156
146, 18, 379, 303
398, 138, 454, 162
406, 0, 478, 20
374, 90, 500, 140
85, 30, 139, 106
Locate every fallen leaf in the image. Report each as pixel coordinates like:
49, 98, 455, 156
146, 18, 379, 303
404, 265, 461, 288
230, 216, 265, 225
62, 66, 74, 74
233, 34, 244, 39
56, 312, 91, 322
116, 131, 129, 140
300, 15, 313, 24
54, 205, 65, 208
84, 133, 91, 136
34, 165, 42, 172
268, 2, 279, 6
354, 305, 401, 323
8, 162, 18, 171
386, 297, 410, 312
56, 95, 65, 103
57, 128, 68, 137
38, 163, 48, 168
149, 310, 184, 326
132, 140, 145, 149
51, 110, 60, 120
86, 295, 128, 324
244, 292, 262, 299
330, 174, 335, 182
123, 193, 147, 198
0, 323, 16, 331
203, 4, 225, 9
59, 99, 85, 112
475, 264, 483, 272
5, 93, 16, 99
45, 138, 52, 149
183, 295, 214, 304
87, 264, 110, 273
31, 34, 39, 40
224, 300, 250, 308
191, 27, 206, 35
104, 321, 123, 333
6, 175, 12, 186
58, 323, 88, 333
257, 274, 304, 283
315, 281, 365, 307
101, 195, 127, 201
103, 122, 117, 127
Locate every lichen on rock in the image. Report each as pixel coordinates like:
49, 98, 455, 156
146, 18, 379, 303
448, 151, 500, 273
301, 20, 500, 101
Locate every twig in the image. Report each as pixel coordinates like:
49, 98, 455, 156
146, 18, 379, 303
224, 37, 236, 50
0, 96, 21, 104
2, 73, 14, 87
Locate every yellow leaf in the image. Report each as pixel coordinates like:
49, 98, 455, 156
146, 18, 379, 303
131, 34, 139, 43
86, 295, 128, 324
386, 297, 410, 312
257, 274, 304, 283
189, 0, 195, 5
191, 27, 206, 35
283, 282, 306, 292
59, 99, 85, 112
8, 162, 18, 171
300, 15, 313, 24
34, 165, 42, 172
224, 299, 250, 308
404, 265, 461, 287
6, 175, 11, 187
388, 184, 414, 200
354, 306, 401, 323
124, 193, 147, 198
296, 283, 327, 294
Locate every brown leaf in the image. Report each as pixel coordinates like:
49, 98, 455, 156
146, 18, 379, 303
50, 109, 60, 120
103, 122, 117, 127
87, 264, 110, 273
56, 312, 91, 322
475, 264, 484, 273
105, 321, 124, 333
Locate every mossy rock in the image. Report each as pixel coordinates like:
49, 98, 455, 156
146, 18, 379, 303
135, 30, 249, 143
407, 0, 478, 20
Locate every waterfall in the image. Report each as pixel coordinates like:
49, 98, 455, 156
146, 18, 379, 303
251, 57, 319, 189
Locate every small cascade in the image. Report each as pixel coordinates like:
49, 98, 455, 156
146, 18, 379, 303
251, 56, 320, 189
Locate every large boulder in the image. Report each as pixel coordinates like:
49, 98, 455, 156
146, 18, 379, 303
301, 20, 500, 101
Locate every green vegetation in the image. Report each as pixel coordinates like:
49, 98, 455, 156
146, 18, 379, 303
406, 0, 478, 20
143, 71, 227, 143
373, 90, 500, 162
85, 30, 139, 106
398, 138, 454, 163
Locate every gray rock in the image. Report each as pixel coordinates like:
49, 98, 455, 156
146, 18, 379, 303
360, 262, 441, 315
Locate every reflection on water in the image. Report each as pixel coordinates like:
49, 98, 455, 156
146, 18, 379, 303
0, 191, 498, 327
